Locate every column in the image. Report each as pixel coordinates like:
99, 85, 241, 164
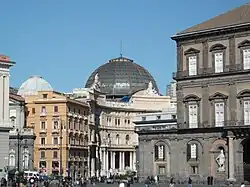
129, 152, 133, 169
121, 152, 125, 171
0, 76, 3, 121
133, 151, 136, 171
228, 136, 236, 182
110, 151, 113, 169
96, 149, 99, 177
119, 151, 122, 171
106, 151, 109, 175
113, 152, 116, 169
102, 150, 105, 176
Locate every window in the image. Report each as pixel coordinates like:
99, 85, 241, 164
191, 166, 198, 174
158, 166, 165, 175
158, 145, 165, 159
53, 137, 58, 145
41, 106, 46, 113
39, 161, 46, 168
53, 121, 58, 129
188, 56, 197, 76
156, 115, 161, 120
214, 52, 223, 73
41, 121, 46, 129
190, 144, 197, 159
215, 102, 224, 127
41, 138, 45, 145
243, 49, 250, 70
188, 104, 198, 128
43, 94, 48, 99
142, 116, 146, 121
32, 108, 35, 114
244, 101, 250, 125
9, 150, 15, 167
116, 134, 119, 144
40, 151, 45, 159
155, 144, 165, 160
22, 148, 29, 169
187, 143, 198, 161
125, 135, 129, 145
54, 106, 58, 113
53, 151, 58, 159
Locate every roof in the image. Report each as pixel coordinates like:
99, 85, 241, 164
175, 3, 250, 36
9, 93, 25, 102
17, 75, 53, 96
85, 56, 158, 96
0, 55, 15, 65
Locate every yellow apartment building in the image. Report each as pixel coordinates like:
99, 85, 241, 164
17, 76, 89, 177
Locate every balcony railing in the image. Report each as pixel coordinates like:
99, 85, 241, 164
173, 65, 248, 81
135, 122, 178, 132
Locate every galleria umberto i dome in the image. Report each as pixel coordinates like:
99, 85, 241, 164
17, 56, 176, 177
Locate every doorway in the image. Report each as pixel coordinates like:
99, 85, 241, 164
243, 139, 250, 182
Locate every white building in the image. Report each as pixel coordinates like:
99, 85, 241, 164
68, 56, 177, 177
0, 55, 15, 178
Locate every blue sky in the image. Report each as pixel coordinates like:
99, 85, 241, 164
0, 0, 249, 94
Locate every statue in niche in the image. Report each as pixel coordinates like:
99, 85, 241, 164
145, 81, 159, 96
216, 149, 225, 172
91, 73, 101, 91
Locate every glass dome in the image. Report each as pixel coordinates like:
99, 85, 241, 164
85, 56, 158, 96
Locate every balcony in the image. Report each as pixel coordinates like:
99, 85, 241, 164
39, 129, 47, 134
135, 122, 178, 133
173, 65, 250, 81
40, 112, 47, 117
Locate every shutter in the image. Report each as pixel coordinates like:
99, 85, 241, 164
215, 102, 225, 127
187, 144, 191, 161
215, 53, 223, 73
244, 101, 250, 125
195, 143, 198, 160
243, 49, 250, 70
188, 56, 197, 76
155, 145, 159, 160
163, 145, 166, 160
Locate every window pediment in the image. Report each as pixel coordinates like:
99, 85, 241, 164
183, 94, 201, 103
184, 48, 200, 55
209, 92, 228, 101
209, 43, 227, 52
238, 40, 250, 48
237, 89, 250, 98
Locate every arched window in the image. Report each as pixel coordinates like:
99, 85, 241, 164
187, 142, 198, 161
125, 135, 129, 145
116, 134, 119, 144
9, 149, 16, 167
154, 144, 165, 161
23, 148, 29, 169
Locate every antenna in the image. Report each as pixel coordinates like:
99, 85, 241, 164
120, 40, 123, 57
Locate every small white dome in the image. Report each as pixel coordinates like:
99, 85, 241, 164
17, 75, 53, 96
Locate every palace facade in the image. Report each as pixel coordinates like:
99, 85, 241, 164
137, 3, 250, 184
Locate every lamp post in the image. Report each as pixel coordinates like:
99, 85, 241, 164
16, 128, 22, 187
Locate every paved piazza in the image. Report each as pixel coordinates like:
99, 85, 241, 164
91, 183, 249, 187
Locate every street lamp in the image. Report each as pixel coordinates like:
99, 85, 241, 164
16, 128, 22, 187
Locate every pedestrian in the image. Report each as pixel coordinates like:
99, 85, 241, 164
145, 176, 150, 187
241, 182, 245, 187
188, 177, 192, 187
169, 177, 174, 187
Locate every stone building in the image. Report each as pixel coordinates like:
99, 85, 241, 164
9, 89, 36, 172
0, 55, 15, 178
17, 76, 89, 177
69, 56, 176, 177
137, 3, 250, 184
